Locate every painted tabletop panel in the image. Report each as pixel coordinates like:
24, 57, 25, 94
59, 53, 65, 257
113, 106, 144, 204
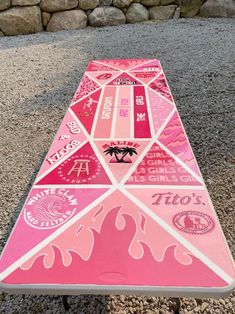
0, 59, 234, 297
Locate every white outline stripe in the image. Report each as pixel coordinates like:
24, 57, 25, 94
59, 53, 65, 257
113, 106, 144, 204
35, 109, 92, 183
0, 187, 116, 281
150, 87, 175, 107
92, 60, 162, 86
94, 60, 157, 73
110, 86, 120, 138
145, 86, 155, 138
147, 70, 163, 86
70, 87, 102, 107
35, 140, 89, 183
104, 71, 123, 87
1, 282, 234, 298
126, 185, 206, 190
85, 72, 102, 88
130, 86, 134, 138
125, 70, 162, 90
94, 138, 140, 141
93, 60, 121, 72
127, 59, 157, 72
2, 59, 234, 294
160, 68, 177, 106
156, 140, 204, 185
167, 102, 204, 180
92, 86, 116, 138
68, 108, 91, 139
90, 87, 105, 138
35, 184, 113, 189
89, 140, 117, 185
122, 188, 232, 284
119, 109, 176, 186
155, 108, 176, 138
119, 139, 153, 186
126, 71, 144, 85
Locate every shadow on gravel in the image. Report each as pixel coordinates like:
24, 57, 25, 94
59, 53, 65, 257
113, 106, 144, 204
0, 65, 110, 312
0, 28, 96, 50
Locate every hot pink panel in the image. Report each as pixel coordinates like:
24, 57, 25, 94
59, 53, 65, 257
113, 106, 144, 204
134, 86, 151, 138
149, 73, 173, 103
37, 142, 111, 185
37, 111, 87, 178
70, 89, 102, 134
71, 75, 100, 105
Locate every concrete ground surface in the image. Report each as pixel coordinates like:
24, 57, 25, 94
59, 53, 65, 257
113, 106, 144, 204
0, 18, 234, 313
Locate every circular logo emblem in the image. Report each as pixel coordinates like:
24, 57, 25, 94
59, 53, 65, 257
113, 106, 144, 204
173, 211, 215, 235
58, 155, 101, 184
24, 190, 77, 229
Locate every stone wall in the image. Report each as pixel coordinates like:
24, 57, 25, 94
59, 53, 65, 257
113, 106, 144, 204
0, 0, 234, 36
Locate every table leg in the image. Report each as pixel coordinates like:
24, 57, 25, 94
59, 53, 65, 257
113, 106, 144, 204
172, 297, 181, 314
62, 295, 70, 311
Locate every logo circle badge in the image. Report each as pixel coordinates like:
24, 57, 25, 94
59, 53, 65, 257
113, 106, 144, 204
173, 211, 215, 235
58, 155, 101, 184
24, 190, 77, 229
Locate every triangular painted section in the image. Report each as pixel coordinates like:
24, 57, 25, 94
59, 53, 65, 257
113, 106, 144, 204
71, 75, 101, 105
0, 187, 108, 274
130, 59, 162, 72
86, 62, 119, 72
3, 190, 226, 288
107, 72, 143, 86
130, 71, 160, 85
158, 111, 201, 176
36, 142, 112, 185
126, 143, 202, 186
149, 73, 173, 103
133, 85, 151, 138
70, 89, 101, 134
1, 58, 234, 294
95, 140, 150, 182
37, 111, 87, 179
127, 187, 235, 279
97, 59, 151, 70
147, 88, 174, 134
87, 71, 121, 85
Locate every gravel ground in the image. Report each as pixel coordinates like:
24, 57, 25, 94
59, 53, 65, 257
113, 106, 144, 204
0, 18, 235, 313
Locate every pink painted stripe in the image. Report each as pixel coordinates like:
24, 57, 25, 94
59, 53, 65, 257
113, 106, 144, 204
115, 86, 131, 138
94, 87, 116, 138
134, 86, 151, 138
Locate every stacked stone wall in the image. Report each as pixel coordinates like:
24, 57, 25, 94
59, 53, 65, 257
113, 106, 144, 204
0, 0, 234, 36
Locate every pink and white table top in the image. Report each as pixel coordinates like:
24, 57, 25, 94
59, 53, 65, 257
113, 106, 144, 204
0, 59, 234, 297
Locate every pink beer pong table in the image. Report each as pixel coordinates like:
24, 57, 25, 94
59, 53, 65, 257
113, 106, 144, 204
0, 59, 234, 298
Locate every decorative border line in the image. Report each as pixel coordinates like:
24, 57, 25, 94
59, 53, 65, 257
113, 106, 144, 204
1, 59, 233, 293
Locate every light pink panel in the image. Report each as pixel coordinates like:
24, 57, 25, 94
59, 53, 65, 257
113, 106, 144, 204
115, 86, 131, 138
94, 87, 116, 138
